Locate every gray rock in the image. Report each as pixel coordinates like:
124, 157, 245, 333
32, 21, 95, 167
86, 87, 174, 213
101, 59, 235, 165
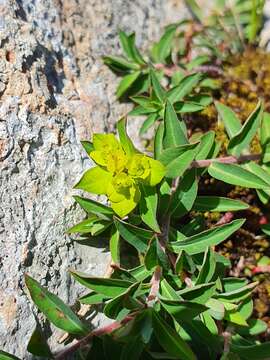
0, 0, 186, 357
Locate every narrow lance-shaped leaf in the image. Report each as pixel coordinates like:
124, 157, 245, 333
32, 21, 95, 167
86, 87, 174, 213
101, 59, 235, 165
151, 24, 177, 63
140, 185, 160, 232
161, 298, 208, 323
177, 282, 217, 304
103, 55, 140, 72
208, 162, 270, 189
152, 310, 196, 360
150, 67, 166, 102
70, 270, 133, 297
215, 101, 241, 138
167, 73, 202, 103
117, 117, 137, 156
163, 100, 188, 148
154, 122, 164, 159
114, 218, 154, 253
116, 71, 141, 98
140, 113, 159, 135
170, 169, 198, 217
169, 219, 245, 255
160, 143, 199, 179
104, 282, 141, 319
192, 196, 249, 212
228, 101, 263, 156
261, 112, 270, 146
25, 275, 88, 335
73, 196, 114, 217
195, 247, 216, 284
119, 31, 145, 65
110, 226, 120, 264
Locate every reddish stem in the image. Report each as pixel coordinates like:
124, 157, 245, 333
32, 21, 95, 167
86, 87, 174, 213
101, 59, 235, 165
191, 153, 261, 168
55, 315, 134, 359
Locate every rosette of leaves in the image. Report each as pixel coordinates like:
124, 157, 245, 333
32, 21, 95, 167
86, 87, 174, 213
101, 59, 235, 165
19, 95, 270, 359
104, 28, 214, 136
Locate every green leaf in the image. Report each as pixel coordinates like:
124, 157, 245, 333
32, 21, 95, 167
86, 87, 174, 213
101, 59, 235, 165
163, 101, 188, 148
67, 217, 111, 235
150, 68, 166, 102
81, 140, 94, 156
160, 298, 208, 322
151, 24, 177, 63
140, 185, 160, 232
174, 101, 205, 113
27, 325, 52, 358
196, 247, 216, 284
104, 282, 141, 319
170, 169, 198, 217
110, 227, 120, 264
129, 105, 157, 116
195, 131, 216, 160
160, 278, 181, 300
261, 112, 270, 146
185, 0, 204, 23
228, 101, 262, 156
152, 311, 196, 360
119, 31, 145, 65
206, 298, 225, 320
74, 166, 112, 194
0, 351, 21, 360
208, 162, 270, 189
238, 318, 268, 336
117, 117, 137, 156
131, 95, 160, 110
114, 218, 154, 253
154, 122, 165, 159
215, 102, 241, 138
192, 196, 249, 212
79, 291, 110, 305
144, 237, 170, 270
242, 161, 270, 186
70, 270, 133, 297
103, 55, 140, 72
116, 71, 141, 98
139, 113, 159, 135
25, 275, 88, 335
261, 223, 270, 236
120, 336, 145, 360
167, 73, 202, 103
129, 265, 152, 282
159, 143, 199, 179
73, 195, 114, 217
231, 342, 270, 359
177, 282, 217, 304
216, 282, 258, 303
169, 219, 245, 255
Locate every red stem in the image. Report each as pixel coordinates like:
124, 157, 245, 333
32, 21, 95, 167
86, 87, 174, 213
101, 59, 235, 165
191, 153, 261, 168
54, 315, 134, 359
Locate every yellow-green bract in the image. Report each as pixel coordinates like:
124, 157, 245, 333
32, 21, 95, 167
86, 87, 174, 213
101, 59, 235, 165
75, 131, 165, 218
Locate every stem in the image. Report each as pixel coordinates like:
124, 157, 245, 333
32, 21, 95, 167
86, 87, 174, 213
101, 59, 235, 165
154, 63, 223, 77
190, 153, 261, 169
55, 315, 134, 359
147, 266, 162, 304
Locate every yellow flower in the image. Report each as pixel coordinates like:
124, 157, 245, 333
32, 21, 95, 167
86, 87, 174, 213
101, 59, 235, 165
75, 133, 165, 218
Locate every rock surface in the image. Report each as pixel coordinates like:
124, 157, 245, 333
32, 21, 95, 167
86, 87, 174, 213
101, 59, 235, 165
0, 0, 187, 357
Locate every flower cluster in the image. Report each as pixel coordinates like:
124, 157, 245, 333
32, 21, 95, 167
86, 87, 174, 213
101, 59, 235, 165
75, 134, 165, 217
